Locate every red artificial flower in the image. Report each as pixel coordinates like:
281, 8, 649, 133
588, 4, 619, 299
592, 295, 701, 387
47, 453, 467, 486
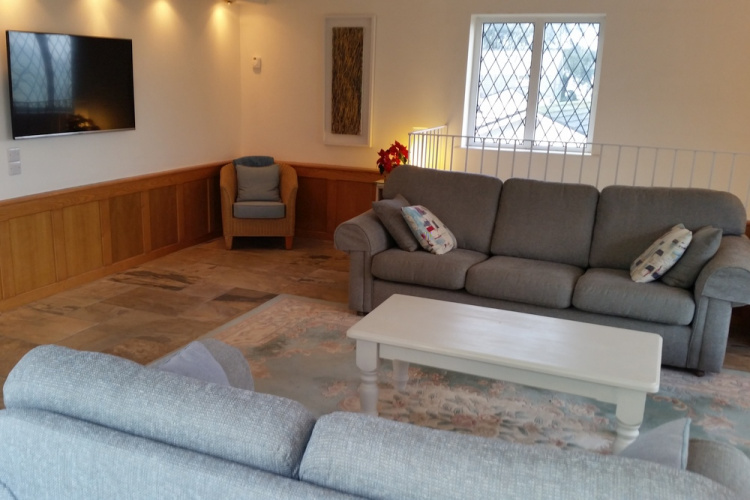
376, 140, 409, 175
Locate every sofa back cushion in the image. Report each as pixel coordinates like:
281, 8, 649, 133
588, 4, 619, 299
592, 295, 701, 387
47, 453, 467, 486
3, 345, 315, 479
589, 186, 747, 269
384, 165, 502, 254
491, 178, 599, 267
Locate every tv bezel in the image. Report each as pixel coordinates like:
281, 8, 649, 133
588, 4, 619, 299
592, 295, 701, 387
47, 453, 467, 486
5, 30, 136, 140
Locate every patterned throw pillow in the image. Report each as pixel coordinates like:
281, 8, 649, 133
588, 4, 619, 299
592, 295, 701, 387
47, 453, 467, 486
401, 205, 456, 255
630, 224, 693, 283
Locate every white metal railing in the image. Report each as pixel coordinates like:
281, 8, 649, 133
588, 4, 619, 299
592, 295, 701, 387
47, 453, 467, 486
408, 127, 750, 218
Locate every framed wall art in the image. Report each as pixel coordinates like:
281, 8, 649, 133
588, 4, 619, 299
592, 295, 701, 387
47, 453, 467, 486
324, 15, 375, 146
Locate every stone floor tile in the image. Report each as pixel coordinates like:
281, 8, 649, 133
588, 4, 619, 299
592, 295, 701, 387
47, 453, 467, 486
0, 308, 95, 344
103, 287, 209, 316
0, 336, 38, 378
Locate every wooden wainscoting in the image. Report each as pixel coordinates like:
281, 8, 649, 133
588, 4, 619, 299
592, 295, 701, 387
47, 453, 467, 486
288, 162, 382, 240
0, 162, 223, 311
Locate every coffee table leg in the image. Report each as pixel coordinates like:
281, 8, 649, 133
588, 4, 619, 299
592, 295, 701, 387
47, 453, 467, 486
393, 360, 410, 391
355, 340, 380, 416
613, 390, 648, 453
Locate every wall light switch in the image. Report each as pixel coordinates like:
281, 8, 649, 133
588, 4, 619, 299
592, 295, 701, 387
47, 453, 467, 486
7, 148, 20, 163
9, 161, 21, 176
252, 56, 262, 70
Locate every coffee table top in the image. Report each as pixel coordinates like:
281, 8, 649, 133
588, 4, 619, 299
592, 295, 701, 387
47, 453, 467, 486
348, 295, 662, 392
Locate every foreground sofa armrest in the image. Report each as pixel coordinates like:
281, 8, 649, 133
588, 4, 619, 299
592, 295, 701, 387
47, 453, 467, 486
694, 235, 750, 305
687, 439, 750, 497
334, 210, 392, 312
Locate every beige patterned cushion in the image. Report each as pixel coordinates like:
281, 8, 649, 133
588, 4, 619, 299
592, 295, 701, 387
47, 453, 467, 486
630, 224, 692, 283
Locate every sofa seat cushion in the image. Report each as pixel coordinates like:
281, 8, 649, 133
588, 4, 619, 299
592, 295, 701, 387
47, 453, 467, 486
371, 248, 488, 290
233, 201, 285, 219
465, 256, 583, 309
573, 268, 695, 325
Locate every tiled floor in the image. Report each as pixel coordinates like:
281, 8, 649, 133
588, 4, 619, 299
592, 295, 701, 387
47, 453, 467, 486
0, 237, 350, 406
1, 236, 749, 408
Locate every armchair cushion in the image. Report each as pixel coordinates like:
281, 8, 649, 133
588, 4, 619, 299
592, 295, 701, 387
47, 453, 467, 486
236, 164, 281, 202
233, 201, 286, 219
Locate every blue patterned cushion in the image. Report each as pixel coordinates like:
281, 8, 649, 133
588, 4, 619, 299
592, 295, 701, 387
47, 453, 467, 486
401, 205, 456, 255
156, 341, 230, 386
630, 224, 692, 283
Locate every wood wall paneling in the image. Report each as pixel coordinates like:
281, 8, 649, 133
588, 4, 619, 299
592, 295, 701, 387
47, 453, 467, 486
182, 179, 210, 242
62, 202, 104, 278
149, 185, 179, 250
332, 179, 377, 234
296, 177, 329, 239
8, 212, 57, 294
0, 221, 15, 299
0, 162, 223, 311
289, 163, 381, 240
109, 193, 145, 263
208, 176, 222, 234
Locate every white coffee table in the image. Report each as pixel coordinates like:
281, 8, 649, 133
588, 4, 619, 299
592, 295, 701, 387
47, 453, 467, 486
347, 294, 662, 453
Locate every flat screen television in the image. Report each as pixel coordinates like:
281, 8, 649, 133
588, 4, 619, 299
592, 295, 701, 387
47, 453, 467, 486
5, 30, 135, 139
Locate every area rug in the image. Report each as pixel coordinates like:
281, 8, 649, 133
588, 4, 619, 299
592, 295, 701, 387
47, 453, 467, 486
202, 294, 750, 456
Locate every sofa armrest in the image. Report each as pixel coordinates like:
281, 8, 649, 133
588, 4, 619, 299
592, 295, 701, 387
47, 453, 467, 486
686, 439, 750, 498
334, 211, 393, 312
694, 235, 750, 305
334, 210, 392, 255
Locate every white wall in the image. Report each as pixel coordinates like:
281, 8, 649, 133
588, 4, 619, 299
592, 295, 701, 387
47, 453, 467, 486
3, 1, 748, 200
0, 0, 242, 201
239, 0, 750, 172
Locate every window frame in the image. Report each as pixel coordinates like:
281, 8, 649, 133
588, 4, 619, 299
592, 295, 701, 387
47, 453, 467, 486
462, 13, 606, 151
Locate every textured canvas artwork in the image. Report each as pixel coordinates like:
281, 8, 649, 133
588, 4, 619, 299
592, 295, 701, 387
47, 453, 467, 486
331, 27, 363, 135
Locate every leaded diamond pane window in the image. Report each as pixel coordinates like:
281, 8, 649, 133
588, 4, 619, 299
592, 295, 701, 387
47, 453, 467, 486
465, 15, 604, 149
8, 32, 73, 113
473, 23, 534, 142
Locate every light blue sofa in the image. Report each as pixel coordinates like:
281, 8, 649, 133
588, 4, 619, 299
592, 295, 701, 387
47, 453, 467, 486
334, 166, 750, 374
0, 344, 748, 499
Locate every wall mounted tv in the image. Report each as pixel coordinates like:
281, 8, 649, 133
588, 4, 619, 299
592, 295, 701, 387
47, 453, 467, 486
5, 30, 135, 139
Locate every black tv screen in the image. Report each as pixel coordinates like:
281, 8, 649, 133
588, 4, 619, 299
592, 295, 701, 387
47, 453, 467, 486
5, 30, 135, 139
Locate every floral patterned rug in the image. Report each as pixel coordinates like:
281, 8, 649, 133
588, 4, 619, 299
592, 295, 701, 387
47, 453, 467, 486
205, 294, 750, 456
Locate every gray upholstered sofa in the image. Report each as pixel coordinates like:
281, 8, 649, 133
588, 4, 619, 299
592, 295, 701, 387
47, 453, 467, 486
334, 166, 750, 374
1, 344, 749, 499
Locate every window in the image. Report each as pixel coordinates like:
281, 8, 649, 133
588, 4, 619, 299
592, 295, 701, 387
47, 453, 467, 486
463, 15, 604, 149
